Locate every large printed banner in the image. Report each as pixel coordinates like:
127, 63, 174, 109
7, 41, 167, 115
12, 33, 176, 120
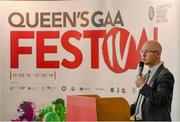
0, 0, 179, 121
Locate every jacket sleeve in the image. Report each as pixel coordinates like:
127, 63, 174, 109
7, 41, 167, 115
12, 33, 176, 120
139, 72, 174, 106
130, 101, 137, 116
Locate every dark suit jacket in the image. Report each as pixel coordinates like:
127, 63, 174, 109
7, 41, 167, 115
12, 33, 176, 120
131, 64, 174, 121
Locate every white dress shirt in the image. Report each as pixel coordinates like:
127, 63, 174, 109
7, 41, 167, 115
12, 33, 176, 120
135, 62, 162, 120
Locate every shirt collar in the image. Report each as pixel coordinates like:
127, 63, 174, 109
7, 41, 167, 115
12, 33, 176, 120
149, 62, 162, 74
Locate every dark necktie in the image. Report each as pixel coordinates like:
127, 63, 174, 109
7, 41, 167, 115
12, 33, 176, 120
146, 70, 151, 83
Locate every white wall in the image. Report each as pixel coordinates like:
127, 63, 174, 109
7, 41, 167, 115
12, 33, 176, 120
171, 0, 180, 121
0, 2, 2, 120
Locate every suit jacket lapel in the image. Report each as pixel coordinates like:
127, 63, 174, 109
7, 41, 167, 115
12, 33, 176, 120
148, 64, 164, 87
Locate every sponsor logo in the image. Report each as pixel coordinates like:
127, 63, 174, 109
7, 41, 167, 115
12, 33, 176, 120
110, 87, 115, 93
117, 87, 120, 93
71, 87, 75, 91
28, 87, 31, 90
156, 3, 171, 23
47, 86, 56, 90
9, 86, 26, 90
95, 88, 105, 91
28, 86, 39, 90
121, 88, 126, 93
61, 86, 67, 92
79, 87, 91, 91
148, 6, 155, 20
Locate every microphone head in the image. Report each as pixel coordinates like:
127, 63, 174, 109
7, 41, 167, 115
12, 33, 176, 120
139, 61, 144, 67
138, 61, 144, 76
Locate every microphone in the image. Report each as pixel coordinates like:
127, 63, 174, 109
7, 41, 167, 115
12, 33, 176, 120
138, 61, 144, 76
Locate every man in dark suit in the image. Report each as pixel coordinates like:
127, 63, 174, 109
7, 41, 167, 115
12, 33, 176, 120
131, 40, 174, 121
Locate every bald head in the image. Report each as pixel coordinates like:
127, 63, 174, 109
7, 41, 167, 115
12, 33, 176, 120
141, 40, 162, 67
143, 40, 162, 54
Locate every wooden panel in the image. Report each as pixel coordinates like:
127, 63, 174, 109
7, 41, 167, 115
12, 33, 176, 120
81, 95, 130, 121
97, 97, 130, 121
